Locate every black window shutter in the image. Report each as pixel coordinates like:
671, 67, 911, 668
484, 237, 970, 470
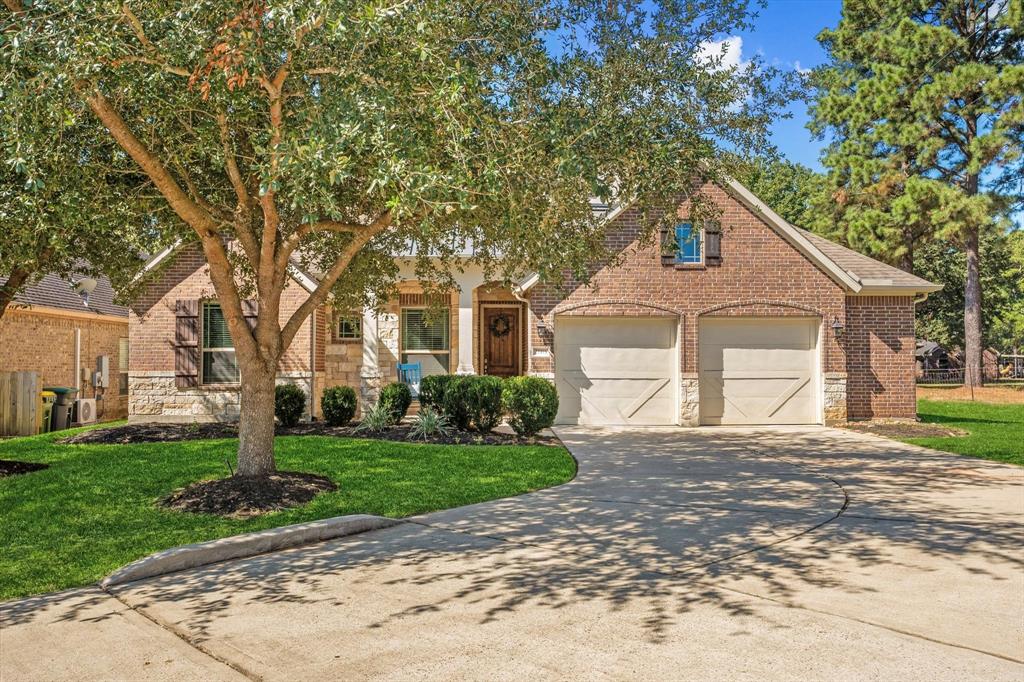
174, 300, 200, 389
705, 222, 722, 265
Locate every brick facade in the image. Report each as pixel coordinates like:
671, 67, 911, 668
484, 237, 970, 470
128, 245, 315, 422
526, 182, 918, 423
0, 307, 128, 420
845, 296, 917, 420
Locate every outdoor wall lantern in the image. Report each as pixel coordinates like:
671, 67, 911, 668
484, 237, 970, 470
536, 319, 549, 335
831, 316, 845, 338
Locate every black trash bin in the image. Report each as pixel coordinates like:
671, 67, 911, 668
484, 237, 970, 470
44, 386, 78, 431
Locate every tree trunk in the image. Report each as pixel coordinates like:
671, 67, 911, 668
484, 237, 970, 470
899, 227, 915, 274
963, 224, 983, 388
236, 358, 278, 476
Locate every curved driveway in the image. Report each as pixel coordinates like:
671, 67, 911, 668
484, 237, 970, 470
3, 426, 1022, 680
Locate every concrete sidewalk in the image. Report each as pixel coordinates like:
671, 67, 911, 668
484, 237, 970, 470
2, 426, 1022, 680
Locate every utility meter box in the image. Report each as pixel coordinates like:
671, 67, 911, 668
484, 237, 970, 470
95, 355, 110, 388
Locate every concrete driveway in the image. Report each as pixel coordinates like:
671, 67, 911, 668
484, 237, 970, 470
2, 427, 1022, 680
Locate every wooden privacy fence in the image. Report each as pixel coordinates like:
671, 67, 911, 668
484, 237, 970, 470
0, 371, 40, 437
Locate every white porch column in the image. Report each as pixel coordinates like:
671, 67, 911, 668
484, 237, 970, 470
360, 307, 381, 406
455, 272, 485, 374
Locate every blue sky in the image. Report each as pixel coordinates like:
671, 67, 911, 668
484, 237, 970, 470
734, 0, 843, 170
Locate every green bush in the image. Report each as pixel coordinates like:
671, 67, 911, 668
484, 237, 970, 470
418, 374, 454, 411
378, 382, 413, 422
440, 375, 504, 432
502, 376, 558, 436
274, 384, 307, 427
321, 386, 357, 426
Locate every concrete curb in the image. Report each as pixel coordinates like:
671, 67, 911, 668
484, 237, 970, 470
101, 514, 403, 588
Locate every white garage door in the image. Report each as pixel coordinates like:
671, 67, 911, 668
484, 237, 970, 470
699, 317, 819, 425
555, 316, 677, 426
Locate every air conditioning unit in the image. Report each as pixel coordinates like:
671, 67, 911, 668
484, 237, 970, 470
74, 398, 97, 425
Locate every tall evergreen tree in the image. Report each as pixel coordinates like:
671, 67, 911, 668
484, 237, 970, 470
810, 0, 1023, 387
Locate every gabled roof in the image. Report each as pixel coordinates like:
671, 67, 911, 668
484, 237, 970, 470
519, 177, 942, 296
0, 272, 127, 318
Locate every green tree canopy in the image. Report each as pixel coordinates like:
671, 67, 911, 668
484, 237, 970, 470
3, 0, 793, 474
810, 0, 1023, 385
737, 156, 828, 231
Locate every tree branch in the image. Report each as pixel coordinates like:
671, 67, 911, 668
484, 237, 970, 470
279, 212, 394, 349
218, 112, 259, 265
118, 5, 191, 77
82, 88, 219, 236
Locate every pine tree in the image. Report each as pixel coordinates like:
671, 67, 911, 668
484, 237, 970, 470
810, 0, 1023, 387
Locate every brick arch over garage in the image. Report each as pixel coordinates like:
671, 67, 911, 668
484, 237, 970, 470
689, 300, 843, 376
553, 299, 684, 317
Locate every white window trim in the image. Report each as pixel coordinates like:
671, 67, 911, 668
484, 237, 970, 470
400, 307, 452, 371
201, 301, 240, 385
675, 222, 704, 266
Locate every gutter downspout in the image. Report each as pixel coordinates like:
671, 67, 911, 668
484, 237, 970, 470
914, 293, 930, 304
74, 328, 81, 393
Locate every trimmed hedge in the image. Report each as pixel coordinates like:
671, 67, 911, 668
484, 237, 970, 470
378, 382, 413, 422
274, 384, 306, 427
418, 374, 454, 411
502, 376, 558, 436
321, 386, 357, 426
437, 375, 505, 432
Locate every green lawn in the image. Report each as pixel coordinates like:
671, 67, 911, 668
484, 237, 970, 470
904, 399, 1024, 466
0, 429, 575, 600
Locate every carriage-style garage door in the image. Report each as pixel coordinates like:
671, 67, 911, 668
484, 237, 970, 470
555, 316, 678, 426
699, 317, 820, 425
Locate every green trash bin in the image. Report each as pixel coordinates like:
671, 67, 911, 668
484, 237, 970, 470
40, 391, 56, 433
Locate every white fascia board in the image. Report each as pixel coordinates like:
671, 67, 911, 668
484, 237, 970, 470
287, 264, 319, 293
133, 239, 183, 283
722, 178, 863, 293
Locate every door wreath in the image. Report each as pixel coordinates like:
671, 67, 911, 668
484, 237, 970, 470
489, 313, 513, 338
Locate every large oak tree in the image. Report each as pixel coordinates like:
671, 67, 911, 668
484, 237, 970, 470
4, 0, 790, 475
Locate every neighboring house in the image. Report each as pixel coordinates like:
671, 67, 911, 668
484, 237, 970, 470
128, 177, 940, 426
0, 272, 129, 420
916, 341, 1002, 382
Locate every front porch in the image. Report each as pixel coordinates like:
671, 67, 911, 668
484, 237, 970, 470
318, 271, 531, 413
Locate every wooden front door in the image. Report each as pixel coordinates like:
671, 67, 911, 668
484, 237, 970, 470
482, 307, 520, 377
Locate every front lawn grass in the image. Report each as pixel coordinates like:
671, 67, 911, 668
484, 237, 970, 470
0, 430, 575, 600
904, 399, 1024, 466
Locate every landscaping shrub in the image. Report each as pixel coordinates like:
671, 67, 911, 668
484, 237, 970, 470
467, 375, 504, 432
440, 375, 504, 432
274, 384, 307, 427
378, 382, 413, 422
408, 407, 454, 441
502, 376, 558, 436
418, 374, 454, 411
355, 402, 397, 433
321, 386, 357, 426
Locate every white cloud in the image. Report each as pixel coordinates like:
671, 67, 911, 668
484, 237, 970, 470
793, 60, 812, 75
697, 36, 745, 71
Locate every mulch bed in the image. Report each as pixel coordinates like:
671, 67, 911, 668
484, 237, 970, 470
160, 471, 337, 518
842, 420, 968, 439
0, 460, 49, 478
59, 421, 556, 447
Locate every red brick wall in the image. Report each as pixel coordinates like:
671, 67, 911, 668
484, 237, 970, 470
845, 296, 917, 420
527, 182, 847, 376
130, 244, 314, 374
0, 308, 128, 419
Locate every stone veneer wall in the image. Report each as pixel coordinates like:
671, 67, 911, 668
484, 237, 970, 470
0, 307, 129, 419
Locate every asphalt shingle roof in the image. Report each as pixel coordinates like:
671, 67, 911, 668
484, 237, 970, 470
0, 272, 127, 318
797, 228, 939, 290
